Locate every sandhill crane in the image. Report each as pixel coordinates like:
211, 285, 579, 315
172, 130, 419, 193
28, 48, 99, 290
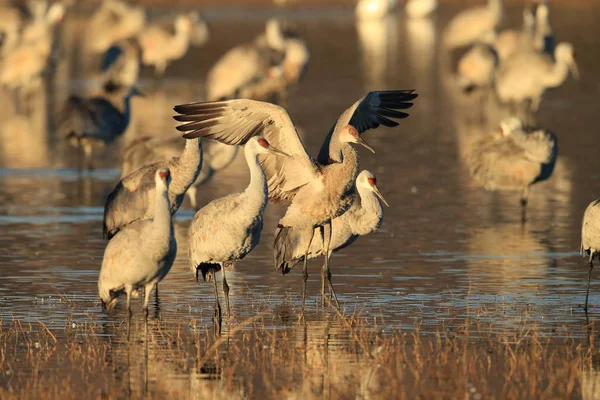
137, 13, 195, 76
100, 39, 140, 92
494, 5, 535, 61
405, 0, 437, 19
205, 19, 308, 103
466, 117, 558, 218
277, 171, 388, 299
120, 136, 238, 209
456, 34, 499, 94
495, 42, 578, 115
60, 86, 142, 170
87, 0, 146, 54
581, 200, 600, 311
174, 90, 417, 312
103, 137, 203, 240
443, 0, 502, 50
98, 167, 177, 316
188, 136, 289, 334
355, 0, 398, 21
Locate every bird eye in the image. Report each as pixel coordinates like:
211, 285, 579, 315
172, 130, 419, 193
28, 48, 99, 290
367, 177, 376, 186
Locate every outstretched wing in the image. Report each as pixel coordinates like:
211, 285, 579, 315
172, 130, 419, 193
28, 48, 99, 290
174, 100, 318, 203
317, 90, 418, 164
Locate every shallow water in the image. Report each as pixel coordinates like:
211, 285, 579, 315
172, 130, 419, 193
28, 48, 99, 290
1, 2, 600, 397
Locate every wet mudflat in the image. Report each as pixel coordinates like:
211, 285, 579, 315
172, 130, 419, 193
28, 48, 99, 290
1, 2, 600, 399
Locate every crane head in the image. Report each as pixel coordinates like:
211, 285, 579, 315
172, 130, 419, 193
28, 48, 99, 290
358, 170, 389, 207
340, 125, 375, 153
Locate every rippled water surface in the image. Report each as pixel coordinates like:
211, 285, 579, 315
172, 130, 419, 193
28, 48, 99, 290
1, 2, 600, 397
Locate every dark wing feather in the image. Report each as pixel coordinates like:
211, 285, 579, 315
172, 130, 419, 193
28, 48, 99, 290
317, 90, 417, 164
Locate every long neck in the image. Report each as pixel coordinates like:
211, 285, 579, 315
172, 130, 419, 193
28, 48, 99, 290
153, 185, 172, 235
542, 61, 569, 88
351, 186, 384, 236
327, 144, 359, 197
170, 138, 203, 196
327, 131, 344, 163
244, 147, 268, 209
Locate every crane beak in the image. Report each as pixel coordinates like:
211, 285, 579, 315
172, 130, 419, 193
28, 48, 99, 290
569, 59, 580, 81
269, 145, 292, 158
357, 136, 375, 153
372, 185, 389, 207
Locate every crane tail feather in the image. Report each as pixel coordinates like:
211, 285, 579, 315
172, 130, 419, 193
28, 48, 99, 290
274, 225, 299, 275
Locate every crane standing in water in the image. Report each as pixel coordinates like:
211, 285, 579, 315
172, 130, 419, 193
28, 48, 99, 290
174, 90, 416, 313
466, 117, 558, 221
276, 170, 388, 300
98, 167, 177, 316
581, 201, 600, 311
187, 137, 290, 335
60, 86, 142, 170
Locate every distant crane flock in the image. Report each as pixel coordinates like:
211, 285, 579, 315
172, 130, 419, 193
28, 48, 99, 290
2, 0, 592, 331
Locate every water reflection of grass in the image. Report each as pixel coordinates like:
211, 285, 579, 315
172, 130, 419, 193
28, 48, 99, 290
0, 306, 593, 399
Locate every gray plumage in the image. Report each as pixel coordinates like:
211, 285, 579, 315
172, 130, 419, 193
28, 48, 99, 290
457, 40, 499, 93
120, 135, 238, 209
98, 167, 177, 314
495, 42, 578, 112
137, 13, 195, 76
204, 19, 305, 102
103, 137, 203, 240
188, 136, 289, 332
443, 0, 502, 50
467, 117, 558, 206
581, 199, 600, 310
100, 39, 141, 93
278, 170, 388, 274
61, 86, 141, 169
174, 89, 417, 311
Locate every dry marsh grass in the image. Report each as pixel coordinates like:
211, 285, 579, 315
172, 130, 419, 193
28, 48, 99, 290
0, 307, 597, 399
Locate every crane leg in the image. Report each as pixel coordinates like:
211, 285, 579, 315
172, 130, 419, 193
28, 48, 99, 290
319, 226, 326, 303
520, 187, 529, 224
83, 143, 93, 170
222, 264, 231, 319
213, 276, 222, 337
143, 282, 155, 318
323, 221, 340, 310
586, 253, 594, 311
301, 230, 315, 317
187, 186, 198, 210
125, 285, 133, 317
